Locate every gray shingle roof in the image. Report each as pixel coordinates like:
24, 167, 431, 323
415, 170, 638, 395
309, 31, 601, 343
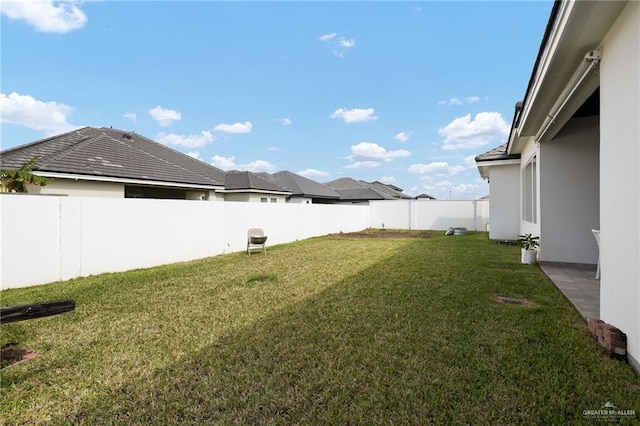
475, 144, 521, 162
366, 181, 412, 199
224, 171, 290, 193
324, 177, 365, 190
0, 127, 226, 187
265, 171, 341, 199
324, 177, 411, 200
415, 193, 437, 200
334, 188, 387, 201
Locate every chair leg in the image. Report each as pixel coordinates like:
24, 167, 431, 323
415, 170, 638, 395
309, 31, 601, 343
596, 258, 600, 280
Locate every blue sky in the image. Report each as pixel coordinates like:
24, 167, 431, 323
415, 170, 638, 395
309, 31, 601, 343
1, 1, 552, 199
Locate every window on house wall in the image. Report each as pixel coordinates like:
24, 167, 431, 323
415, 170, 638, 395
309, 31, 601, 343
270, 197, 277, 203
522, 155, 537, 223
260, 197, 268, 203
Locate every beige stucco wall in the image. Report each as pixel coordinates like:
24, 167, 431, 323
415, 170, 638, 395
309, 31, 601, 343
224, 193, 287, 203
600, 0, 640, 370
27, 179, 124, 197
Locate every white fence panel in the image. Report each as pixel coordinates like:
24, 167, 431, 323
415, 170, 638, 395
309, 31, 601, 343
0, 195, 487, 289
222, 202, 298, 253
1, 195, 62, 288
79, 198, 224, 277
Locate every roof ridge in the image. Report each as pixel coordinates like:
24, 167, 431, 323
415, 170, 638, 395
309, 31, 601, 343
0, 126, 90, 156
35, 128, 102, 168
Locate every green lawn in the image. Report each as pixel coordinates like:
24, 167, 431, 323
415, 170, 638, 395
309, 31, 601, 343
1, 231, 638, 424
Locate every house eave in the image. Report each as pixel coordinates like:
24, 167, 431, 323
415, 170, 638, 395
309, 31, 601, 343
32, 171, 225, 191
221, 189, 291, 196
515, 0, 627, 140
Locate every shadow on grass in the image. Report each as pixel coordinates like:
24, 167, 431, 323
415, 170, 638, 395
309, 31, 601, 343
9, 236, 640, 424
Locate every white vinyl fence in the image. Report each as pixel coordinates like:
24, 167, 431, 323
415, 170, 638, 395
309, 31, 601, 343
0, 195, 488, 289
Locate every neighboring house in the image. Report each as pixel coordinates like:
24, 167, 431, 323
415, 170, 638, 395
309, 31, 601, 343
0, 127, 226, 200
325, 177, 412, 204
414, 193, 437, 200
223, 171, 290, 203
476, 1, 639, 370
260, 171, 341, 204
475, 143, 521, 241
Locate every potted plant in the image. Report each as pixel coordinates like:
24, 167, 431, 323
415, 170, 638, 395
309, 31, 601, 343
518, 233, 539, 264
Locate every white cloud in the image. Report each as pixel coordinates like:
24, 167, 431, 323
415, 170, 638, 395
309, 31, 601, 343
439, 112, 509, 150
1, 0, 88, 33
276, 117, 292, 126
339, 38, 355, 48
211, 155, 237, 170
148, 106, 181, 126
124, 112, 136, 123
186, 151, 201, 160
266, 146, 279, 152
297, 168, 328, 178
319, 32, 355, 58
319, 32, 337, 41
380, 176, 396, 184
344, 161, 382, 169
0, 92, 77, 135
418, 179, 488, 200
210, 155, 275, 173
394, 131, 411, 143
214, 121, 253, 134
156, 131, 214, 148
438, 96, 481, 106
331, 107, 378, 124
408, 161, 465, 176
243, 160, 276, 173
463, 155, 478, 168
348, 142, 410, 163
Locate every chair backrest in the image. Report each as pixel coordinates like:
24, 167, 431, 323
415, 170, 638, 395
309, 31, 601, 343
248, 228, 265, 237
591, 229, 600, 245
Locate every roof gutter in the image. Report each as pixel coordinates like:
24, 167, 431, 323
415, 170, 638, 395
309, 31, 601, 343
507, 0, 563, 153
33, 171, 225, 191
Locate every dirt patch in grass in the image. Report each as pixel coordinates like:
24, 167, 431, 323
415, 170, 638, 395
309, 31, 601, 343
494, 296, 536, 308
329, 229, 432, 239
1, 343, 36, 369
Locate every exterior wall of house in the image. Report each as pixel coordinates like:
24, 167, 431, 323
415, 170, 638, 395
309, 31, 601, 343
600, 0, 640, 370
288, 196, 313, 204
488, 164, 520, 241
186, 190, 210, 200
224, 193, 287, 203
539, 116, 600, 264
27, 178, 124, 197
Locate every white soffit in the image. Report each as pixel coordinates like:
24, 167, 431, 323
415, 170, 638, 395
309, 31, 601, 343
518, 0, 627, 138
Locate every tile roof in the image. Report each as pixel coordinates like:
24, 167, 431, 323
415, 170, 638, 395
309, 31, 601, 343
325, 177, 412, 200
265, 171, 341, 199
0, 127, 226, 187
366, 181, 412, 199
334, 188, 387, 201
475, 144, 521, 162
414, 193, 437, 200
324, 177, 365, 190
224, 171, 290, 193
